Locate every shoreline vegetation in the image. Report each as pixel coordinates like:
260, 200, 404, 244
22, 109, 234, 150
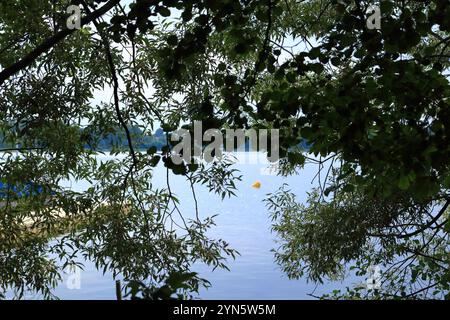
0, 126, 310, 153
0, 200, 131, 248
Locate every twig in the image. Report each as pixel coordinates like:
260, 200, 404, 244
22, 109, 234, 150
0, 0, 121, 86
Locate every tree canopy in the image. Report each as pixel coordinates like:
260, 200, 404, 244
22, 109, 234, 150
0, 0, 449, 299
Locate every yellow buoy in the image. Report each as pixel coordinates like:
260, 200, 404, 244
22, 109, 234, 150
252, 181, 261, 189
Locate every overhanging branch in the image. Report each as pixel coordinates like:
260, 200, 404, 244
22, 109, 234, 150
0, 0, 121, 86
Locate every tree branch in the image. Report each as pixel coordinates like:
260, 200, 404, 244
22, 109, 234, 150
79, 1, 138, 186
369, 200, 450, 239
0, 0, 121, 86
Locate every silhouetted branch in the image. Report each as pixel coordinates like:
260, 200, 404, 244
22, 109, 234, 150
0, 0, 121, 86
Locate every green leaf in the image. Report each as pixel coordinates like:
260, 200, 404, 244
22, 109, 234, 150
157, 6, 171, 17
398, 176, 410, 190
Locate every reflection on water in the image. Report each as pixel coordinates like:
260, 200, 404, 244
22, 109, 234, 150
2, 153, 349, 299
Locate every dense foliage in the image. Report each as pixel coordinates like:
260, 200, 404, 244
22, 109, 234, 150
0, 0, 449, 299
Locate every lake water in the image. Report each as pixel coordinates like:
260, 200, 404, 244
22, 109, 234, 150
41, 153, 354, 299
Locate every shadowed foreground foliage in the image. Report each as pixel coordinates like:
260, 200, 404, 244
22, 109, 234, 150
0, 0, 449, 299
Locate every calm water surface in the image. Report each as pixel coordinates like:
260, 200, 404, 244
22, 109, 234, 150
47, 153, 353, 299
